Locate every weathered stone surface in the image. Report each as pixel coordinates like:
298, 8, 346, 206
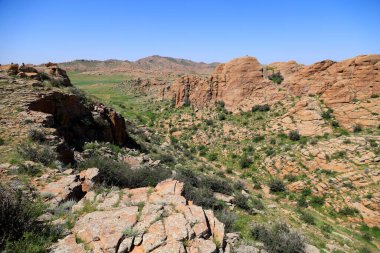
50, 234, 86, 253
73, 206, 139, 252
52, 180, 225, 253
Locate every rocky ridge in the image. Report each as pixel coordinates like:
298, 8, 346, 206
165, 55, 380, 133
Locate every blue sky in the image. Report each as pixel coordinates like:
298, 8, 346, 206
0, 0, 379, 64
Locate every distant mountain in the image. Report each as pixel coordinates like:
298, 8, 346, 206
59, 55, 218, 76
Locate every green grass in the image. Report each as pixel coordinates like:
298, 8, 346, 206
68, 72, 167, 124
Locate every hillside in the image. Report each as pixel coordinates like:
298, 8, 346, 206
59, 55, 218, 78
1, 57, 380, 253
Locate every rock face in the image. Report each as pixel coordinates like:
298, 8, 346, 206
167, 57, 278, 112
27, 92, 139, 162
51, 179, 225, 253
166, 54, 380, 131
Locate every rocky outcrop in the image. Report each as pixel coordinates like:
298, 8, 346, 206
167, 54, 380, 131
167, 57, 285, 112
0, 62, 71, 86
51, 179, 226, 253
27, 91, 139, 162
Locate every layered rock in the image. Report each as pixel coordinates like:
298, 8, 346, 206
51, 179, 226, 253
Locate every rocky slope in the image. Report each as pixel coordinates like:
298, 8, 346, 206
0, 63, 139, 164
165, 54, 380, 132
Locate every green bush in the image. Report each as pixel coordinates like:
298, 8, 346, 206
218, 114, 226, 120
239, 155, 252, 168
215, 210, 236, 233
309, 195, 325, 207
322, 108, 333, 119
251, 222, 305, 253
80, 156, 171, 188
299, 211, 315, 225
207, 153, 218, 161
268, 179, 286, 193
17, 143, 57, 166
234, 194, 250, 210
268, 72, 284, 84
338, 206, 359, 216
252, 104, 270, 112
297, 196, 308, 208
288, 130, 301, 141
0, 184, 61, 252
0, 137, 4, 145
174, 169, 231, 210
253, 135, 265, 142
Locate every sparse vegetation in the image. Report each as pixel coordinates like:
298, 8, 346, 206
268, 179, 286, 193
251, 222, 305, 253
0, 184, 61, 252
252, 104, 270, 112
79, 155, 171, 188
268, 72, 284, 84
17, 143, 57, 166
288, 130, 301, 141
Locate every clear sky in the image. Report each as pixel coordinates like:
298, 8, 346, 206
0, 0, 379, 65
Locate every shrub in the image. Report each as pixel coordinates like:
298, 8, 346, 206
297, 196, 308, 208
299, 211, 315, 225
0, 184, 61, 251
251, 222, 305, 253
216, 100, 225, 109
215, 210, 236, 233
80, 156, 171, 188
370, 94, 379, 98
309, 195, 325, 207
17, 143, 57, 166
331, 121, 340, 128
218, 114, 226, 120
268, 72, 284, 84
301, 187, 312, 196
207, 153, 218, 161
322, 108, 333, 119
252, 135, 265, 142
205, 176, 233, 195
321, 223, 333, 234
28, 128, 46, 143
205, 119, 213, 126
239, 155, 252, 168
16, 163, 42, 176
338, 206, 359, 216
284, 174, 297, 183
234, 180, 245, 190
268, 179, 286, 193
174, 169, 230, 210
353, 124, 362, 133
288, 130, 301, 141
252, 104, 270, 112
234, 194, 250, 210
0, 137, 4, 145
